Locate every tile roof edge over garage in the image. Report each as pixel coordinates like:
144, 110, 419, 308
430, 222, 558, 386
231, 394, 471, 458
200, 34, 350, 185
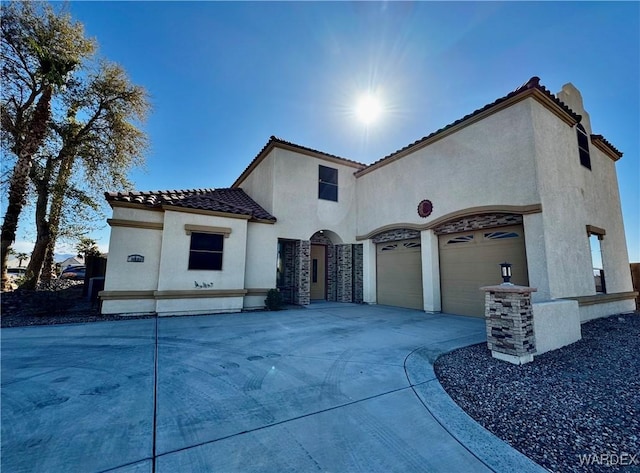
354, 76, 585, 177
105, 188, 277, 223
232, 136, 367, 188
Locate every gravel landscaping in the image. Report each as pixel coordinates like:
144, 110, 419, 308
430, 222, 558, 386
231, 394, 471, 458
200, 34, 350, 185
435, 313, 640, 473
1, 282, 154, 328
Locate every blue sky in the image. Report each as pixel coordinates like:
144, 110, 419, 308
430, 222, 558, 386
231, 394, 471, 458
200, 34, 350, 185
12, 1, 640, 262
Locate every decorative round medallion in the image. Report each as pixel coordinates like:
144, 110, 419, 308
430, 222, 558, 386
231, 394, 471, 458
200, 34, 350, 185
417, 199, 433, 218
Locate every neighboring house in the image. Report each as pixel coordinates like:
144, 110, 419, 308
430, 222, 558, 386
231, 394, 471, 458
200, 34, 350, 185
59, 256, 84, 271
100, 77, 636, 329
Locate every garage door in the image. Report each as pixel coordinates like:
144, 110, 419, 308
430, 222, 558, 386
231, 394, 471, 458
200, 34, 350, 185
376, 239, 423, 310
439, 225, 528, 317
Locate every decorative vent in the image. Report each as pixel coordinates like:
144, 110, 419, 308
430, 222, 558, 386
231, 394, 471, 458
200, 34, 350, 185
484, 231, 519, 240
447, 235, 473, 244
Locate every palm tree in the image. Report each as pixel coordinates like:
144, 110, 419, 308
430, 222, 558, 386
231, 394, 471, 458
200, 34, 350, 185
15, 252, 28, 267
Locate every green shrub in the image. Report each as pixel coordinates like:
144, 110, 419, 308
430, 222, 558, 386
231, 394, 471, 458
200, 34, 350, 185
265, 288, 284, 311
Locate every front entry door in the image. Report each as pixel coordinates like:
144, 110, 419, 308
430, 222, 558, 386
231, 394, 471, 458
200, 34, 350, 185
310, 244, 326, 300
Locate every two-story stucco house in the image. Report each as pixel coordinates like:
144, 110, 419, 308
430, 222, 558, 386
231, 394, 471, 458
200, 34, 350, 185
100, 77, 636, 335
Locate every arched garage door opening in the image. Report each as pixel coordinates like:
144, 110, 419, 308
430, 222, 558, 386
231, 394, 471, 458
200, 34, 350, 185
439, 224, 528, 317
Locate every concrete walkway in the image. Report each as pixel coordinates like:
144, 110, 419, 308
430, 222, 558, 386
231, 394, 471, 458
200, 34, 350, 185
1, 304, 546, 472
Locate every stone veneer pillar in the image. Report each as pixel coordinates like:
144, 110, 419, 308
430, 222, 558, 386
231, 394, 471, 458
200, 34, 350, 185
295, 240, 310, 306
353, 244, 363, 303
480, 284, 537, 365
336, 244, 353, 302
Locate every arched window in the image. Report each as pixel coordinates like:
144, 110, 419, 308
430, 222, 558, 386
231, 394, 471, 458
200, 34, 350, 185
577, 123, 591, 170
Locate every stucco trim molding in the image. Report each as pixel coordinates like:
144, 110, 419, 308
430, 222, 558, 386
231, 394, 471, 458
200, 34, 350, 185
245, 288, 271, 296
98, 290, 156, 300
154, 289, 248, 299
563, 291, 638, 306
250, 218, 277, 225
107, 218, 163, 230
586, 225, 606, 239
356, 204, 543, 241
184, 224, 232, 237
163, 206, 252, 221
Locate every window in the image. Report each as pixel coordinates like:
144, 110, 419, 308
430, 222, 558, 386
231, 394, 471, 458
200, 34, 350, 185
318, 165, 338, 201
446, 234, 474, 244
588, 228, 606, 294
188, 232, 224, 270
484, 231, 519, 240
577, 124, 591, 170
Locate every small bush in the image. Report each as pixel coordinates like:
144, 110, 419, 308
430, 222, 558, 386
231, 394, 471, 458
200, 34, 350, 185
265, 288, 284, 311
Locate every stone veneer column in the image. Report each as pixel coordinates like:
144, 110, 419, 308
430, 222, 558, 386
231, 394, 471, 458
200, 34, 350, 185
480, 284, 537, 365
336, 244, 353, 302
353, 244, 363, 303
295, 240, 310, 306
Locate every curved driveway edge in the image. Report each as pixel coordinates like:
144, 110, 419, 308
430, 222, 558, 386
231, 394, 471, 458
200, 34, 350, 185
3, 305, 547, 473
404, 347, 549, 473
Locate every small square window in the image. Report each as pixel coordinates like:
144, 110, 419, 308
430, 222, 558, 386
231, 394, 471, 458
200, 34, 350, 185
319, 165, 338, 202
188, 233, 223, 270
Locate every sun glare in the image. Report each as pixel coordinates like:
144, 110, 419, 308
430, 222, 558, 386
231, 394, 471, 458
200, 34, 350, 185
355, 93, 382, 125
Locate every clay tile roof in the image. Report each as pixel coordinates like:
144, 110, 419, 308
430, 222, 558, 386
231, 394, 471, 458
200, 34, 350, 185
357, 76, 583, 175
590, 134, 623, 161
105, 188, 276, 222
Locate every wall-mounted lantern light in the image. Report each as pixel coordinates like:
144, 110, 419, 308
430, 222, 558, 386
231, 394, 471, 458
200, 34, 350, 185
500, 262, 512, 284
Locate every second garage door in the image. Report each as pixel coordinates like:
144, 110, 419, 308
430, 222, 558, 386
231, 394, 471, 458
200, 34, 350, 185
376, 239, 423, 310
439, 225, 528, 317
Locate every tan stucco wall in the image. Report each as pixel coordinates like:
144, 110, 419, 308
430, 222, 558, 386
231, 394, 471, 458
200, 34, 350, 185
157, 210, 247, 291
356, 99, 540, 309
103, 207, 163, 293
243, 222, 278, 308
355, 100, 540, 238
530, 98, 633, 300
239, 152, 276, 215
239, 147, 361, 309
102, 206, 251, 315
102, 207, 163, 314
102, 84, 633, 322
267, 148, 358, 243
578, 300, 636, 322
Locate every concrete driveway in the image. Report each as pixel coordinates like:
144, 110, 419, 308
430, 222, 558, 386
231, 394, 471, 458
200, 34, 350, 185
2, 303, 545, 472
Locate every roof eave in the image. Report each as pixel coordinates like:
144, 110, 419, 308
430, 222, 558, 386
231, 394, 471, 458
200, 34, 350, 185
591, 135, 623, 161
107, 200, 163, 212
